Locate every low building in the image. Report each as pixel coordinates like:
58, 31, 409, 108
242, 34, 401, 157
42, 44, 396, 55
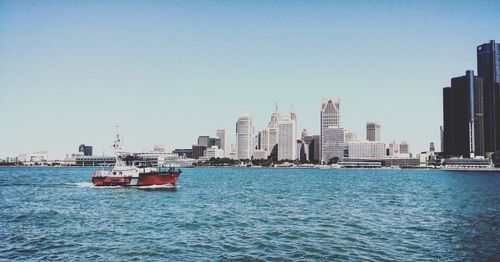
443, 158, 493, 168
343, 157, 420, 167
75, 156, 116, 166
206, 146, 224, 159
252, 149, 267, 160
339, 161, 382, 168
173, 149, 193, 158
346, 141, 385, 158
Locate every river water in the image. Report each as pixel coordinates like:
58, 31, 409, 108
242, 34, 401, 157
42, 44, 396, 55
1, 167, 499, 261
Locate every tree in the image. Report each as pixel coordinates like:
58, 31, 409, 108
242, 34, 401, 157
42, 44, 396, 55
327, 157, 339, 165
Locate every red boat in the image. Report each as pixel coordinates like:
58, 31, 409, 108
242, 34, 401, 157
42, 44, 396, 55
91, 132, 182, 187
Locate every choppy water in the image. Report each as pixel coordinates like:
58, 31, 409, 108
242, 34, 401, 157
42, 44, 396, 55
1, 167, 499, 261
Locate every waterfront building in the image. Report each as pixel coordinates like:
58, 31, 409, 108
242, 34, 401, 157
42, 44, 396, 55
477, 40, 500, 153
443, 70, 484, 158
206, 146, 224, 159
346, 141, 386, 158
79, 144, 93, 156
366, 122, 381, 141
192, 145, 207, 159
277, 112, 297, 161
236, 115, 255, 160
320, 98, 343, 163
216, 129, 231, 157
387, 141, 411, 158
75, 155, 116, 166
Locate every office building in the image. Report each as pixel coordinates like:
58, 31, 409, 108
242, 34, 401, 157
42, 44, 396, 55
366, 122, 381, 141
79, 144, 93, 156
277, 112, 297, 161
477, 40, 500, 153
197, 136, 210, 147
172, 149, 193, 159
320, 98, 343, 163
208, 137, 221, 148
216, 129, 231, 157
346, 141, 386, 158
206, 146, 224, 159
443, 70, 484, 158
400, 141, 409, 154
192, 145, 207, 159
236, 115, 255, 160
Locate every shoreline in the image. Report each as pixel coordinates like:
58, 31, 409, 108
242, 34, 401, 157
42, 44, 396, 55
2, 165, 500, 172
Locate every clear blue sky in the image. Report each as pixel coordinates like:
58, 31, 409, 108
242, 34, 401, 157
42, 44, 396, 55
1, 0, 499, 159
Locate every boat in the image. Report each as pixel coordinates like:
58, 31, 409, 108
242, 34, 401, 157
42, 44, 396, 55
91, 132, 181, 187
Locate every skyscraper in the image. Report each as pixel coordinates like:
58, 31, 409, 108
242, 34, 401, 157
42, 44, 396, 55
235, 115, 255, 160
443, 70, 484, 158
216, 129, 231, 157
320, 98, 343, 163
366, 122, 381, 141
258, 105, 281, 157
277, 112, 297, 161
477, 40, 500, 153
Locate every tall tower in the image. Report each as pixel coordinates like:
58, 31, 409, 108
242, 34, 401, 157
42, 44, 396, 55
320, 98, 344, 163
216, 129, 231, 158
235, 115, 255, 160
277, 112, 297, 161
477, 40, 500, 153
366, 122, 381, 141
443, 70, 484, 157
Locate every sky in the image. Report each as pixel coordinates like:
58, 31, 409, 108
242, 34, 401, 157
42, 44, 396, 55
1, 0, 499, 159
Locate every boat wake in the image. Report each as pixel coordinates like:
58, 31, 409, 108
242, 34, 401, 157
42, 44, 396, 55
68, 182, 122, 189
68, 182, 178, 190
136, 184, 178, 190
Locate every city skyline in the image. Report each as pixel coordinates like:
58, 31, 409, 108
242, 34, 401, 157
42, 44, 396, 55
1, 1, 500, 159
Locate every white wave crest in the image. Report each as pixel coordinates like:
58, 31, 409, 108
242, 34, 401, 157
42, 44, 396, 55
68, 182, 123, 189
136, 184, 178, 190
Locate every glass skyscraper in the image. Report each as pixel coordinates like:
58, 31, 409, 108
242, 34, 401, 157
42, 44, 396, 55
443, 70, 484, 158
477, 40, 500, 153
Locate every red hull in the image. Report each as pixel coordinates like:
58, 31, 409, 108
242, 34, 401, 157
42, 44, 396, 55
92, 171, 181, 187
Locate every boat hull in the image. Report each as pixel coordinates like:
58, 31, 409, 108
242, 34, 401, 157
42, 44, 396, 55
92, 171, 181, 187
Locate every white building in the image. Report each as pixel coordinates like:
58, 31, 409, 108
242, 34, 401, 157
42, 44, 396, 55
388, 141, 411, 158
216, 129, 231, 157
206, 146, 224, 159
320, 98, 343, 163
278, 112, 297, 161
258, 106, 281, 157
346, 141, 386, 158
236, 115, 255, 160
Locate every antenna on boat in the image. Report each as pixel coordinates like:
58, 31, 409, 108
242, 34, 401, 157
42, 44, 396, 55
113, 125, 122, 151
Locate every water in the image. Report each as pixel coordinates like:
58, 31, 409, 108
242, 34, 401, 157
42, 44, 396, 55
1, 167, 499, 261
